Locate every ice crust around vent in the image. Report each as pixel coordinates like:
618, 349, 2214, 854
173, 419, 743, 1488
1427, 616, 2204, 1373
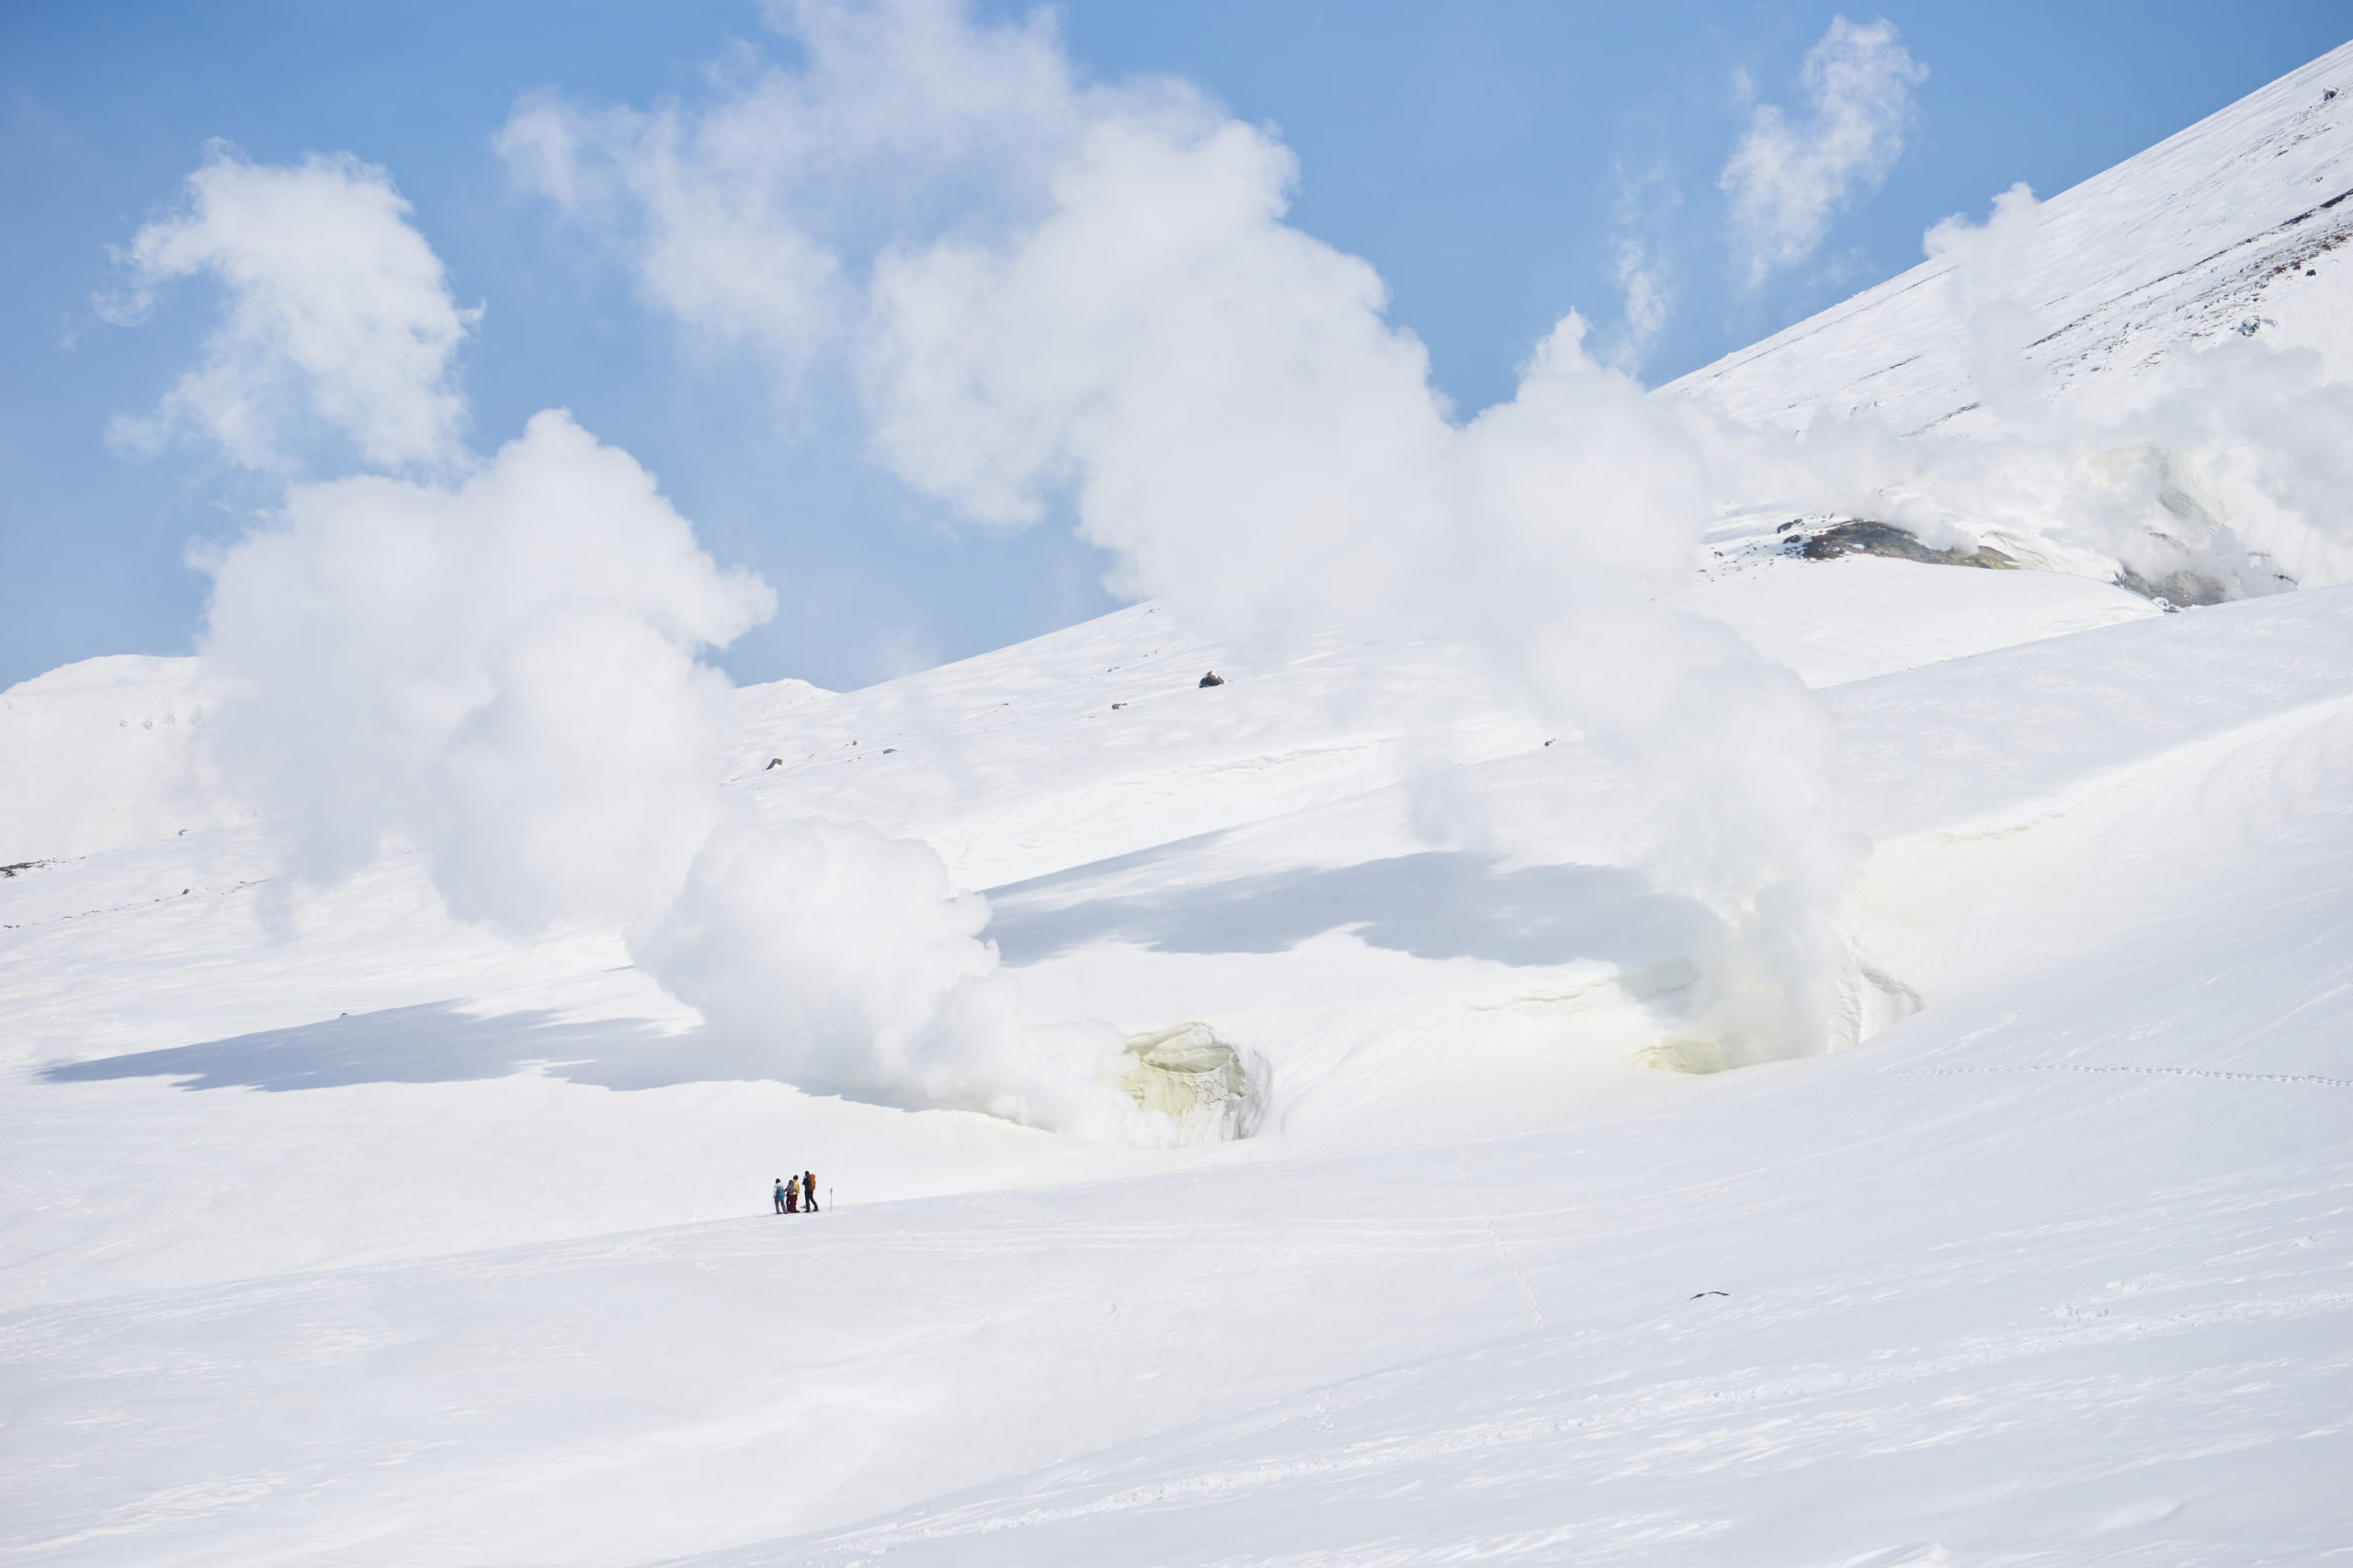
1119, 1021, 1263, 1141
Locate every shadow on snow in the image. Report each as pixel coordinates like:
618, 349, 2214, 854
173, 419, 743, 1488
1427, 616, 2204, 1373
983, 846, 1712, 971
40, 1003, 745, 1094
46, 848, 1711, 1094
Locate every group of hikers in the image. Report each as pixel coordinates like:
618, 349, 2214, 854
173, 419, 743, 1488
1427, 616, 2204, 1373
774, 1171, 820, 1214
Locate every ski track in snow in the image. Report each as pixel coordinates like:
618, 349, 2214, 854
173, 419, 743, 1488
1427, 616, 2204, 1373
1893, 1064, 2353, 1089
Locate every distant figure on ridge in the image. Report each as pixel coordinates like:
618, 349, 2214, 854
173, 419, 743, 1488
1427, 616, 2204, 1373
773, 1177, 789, 1215
802, 1171, 819, 1213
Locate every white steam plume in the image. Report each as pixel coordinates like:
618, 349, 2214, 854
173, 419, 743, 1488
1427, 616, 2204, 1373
1719, 185, 2353, 599
1897, 185, 2353, 595
507, 0, 1872, 1061
1719, 17, 1926, 289
128, 149, 1150, 1137
641, 820, 1132, 1131
200, 411, 768, 926
100, 146, 477, 473
494, 0, 1083, 382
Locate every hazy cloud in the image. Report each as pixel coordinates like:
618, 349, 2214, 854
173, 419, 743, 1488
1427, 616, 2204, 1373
496, 0, 1084, 381
1613, 238, 1672, 366
1719, 17, 1926, 289
103, 145, 476, 472
1606, 157, 1680, 372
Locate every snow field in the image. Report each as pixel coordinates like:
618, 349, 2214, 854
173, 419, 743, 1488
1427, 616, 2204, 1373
8, 34, 2353, 1560
3, 578, 2350, 1564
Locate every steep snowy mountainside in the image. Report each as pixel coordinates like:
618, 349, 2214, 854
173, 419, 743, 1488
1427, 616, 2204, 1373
1664, 39, 2353, 435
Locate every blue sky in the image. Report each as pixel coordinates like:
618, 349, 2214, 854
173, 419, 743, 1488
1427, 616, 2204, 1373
4, 2, 2347, 694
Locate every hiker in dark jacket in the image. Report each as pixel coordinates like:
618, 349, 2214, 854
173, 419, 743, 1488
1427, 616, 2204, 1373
802, 1171, 819, 1213
773, 1178, 789, 1215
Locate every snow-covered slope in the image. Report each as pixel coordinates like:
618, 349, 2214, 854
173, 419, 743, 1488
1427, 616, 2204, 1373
1671, 39, 2353, 604
6, 574, 2351, 1564
0, 656, 245, 864
7, 42, 2353, 1568
1665, 41, 2353, 435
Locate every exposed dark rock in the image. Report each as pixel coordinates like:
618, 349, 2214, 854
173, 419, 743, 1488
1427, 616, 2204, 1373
2112, 565, 2232, 608
1791, 519, 2018, 571
1786, 517, 2259, 608
1199, 671, 1225, 687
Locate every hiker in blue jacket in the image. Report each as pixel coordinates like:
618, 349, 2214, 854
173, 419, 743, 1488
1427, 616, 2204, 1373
773, 1177, 790, 1215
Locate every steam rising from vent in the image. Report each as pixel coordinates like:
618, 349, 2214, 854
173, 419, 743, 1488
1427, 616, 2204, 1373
201, 412, 765, 926
100, 9, 2353, 1115
639, 819, 1136, 1134
1711, 184, 2353, 598
506, 0, 1871, 1061
133, 153, 1159, 1141
124, 0, 2086, 1125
